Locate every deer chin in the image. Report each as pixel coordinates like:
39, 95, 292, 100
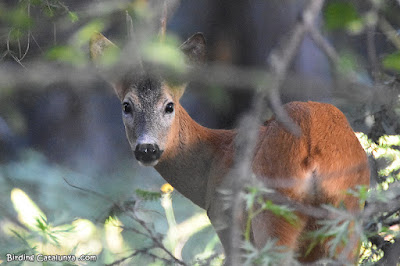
137, 159, 160, 167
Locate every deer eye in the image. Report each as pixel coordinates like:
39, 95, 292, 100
122, 102, 132, 114
165, 102, 174, 114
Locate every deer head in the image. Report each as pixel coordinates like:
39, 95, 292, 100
90, 32, 206, 166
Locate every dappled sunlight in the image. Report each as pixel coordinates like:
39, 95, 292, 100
356, 133, 400, 189
2, 0, 400, 264
165, 212, 211, 256
8, 188, 102, 257
104, 216, 125, 254
161, 184, 212, 259
67, 219, 102, 256
10, 188, 46, 231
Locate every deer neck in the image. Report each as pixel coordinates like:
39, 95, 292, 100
154, 104, 235, 209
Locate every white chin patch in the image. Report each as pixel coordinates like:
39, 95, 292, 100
138, 160, 159, 167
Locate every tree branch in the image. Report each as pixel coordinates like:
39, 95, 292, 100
230, 1, 326, 265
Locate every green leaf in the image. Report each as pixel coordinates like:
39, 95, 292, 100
260, 200, 298, 226
382, 52, 400, 72
306, 210, 352, 258
43, 6, 55, 18
324, 1, 361, 31
378, 135, 400, 147
10, 29, 24, 41
244, 186, 257, 210
75, 20, 104, 47
46, 45, 86, 65
30, 0, 42, 6
143, 36, 186, 73
10, 229, 32, 248
3, 7, 33, 31
68, 11, 79, 23
36, 216, 48, 232
135, 189, 162, 201
337, 52, 359, 75
11, 188, 47, 231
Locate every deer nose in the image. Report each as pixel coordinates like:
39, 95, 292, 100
134, 144, 162, 165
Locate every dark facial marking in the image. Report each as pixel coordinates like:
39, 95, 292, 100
119, 63, 163, 103
136, 77, 161, 96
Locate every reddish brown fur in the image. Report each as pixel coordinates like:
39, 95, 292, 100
156, 100, 369, 263
251, 102, 369, 262
90, 32, 369, 264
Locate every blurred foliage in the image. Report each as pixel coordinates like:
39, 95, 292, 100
6, 135, 400, 265
241, 239, 287, 266
382, 51, 400, 73
323, 0, 400, 75
358, 133, 400, 189
0, 0, 78, 61
243, 186, 298, 242
306, 206, 354, 258
47, 20, 106, 66
143, 35, 186, 73
0, 150, 220, 265
1, 0, 400, 265
324, 1, 363, 33
0, 0, 221, 264
357, 133, 400, 264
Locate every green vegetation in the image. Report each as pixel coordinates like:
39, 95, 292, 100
1, 0, 400, 265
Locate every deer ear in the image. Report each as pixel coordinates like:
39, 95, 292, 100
180, 33, 206, 64
90, 32, 126, 99
89, 32, 118, 65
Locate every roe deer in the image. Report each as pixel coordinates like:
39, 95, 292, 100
90, 32, 370, 264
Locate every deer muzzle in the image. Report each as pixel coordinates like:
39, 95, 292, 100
134, 143, 163, 166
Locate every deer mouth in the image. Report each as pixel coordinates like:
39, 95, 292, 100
137, 159, 160, 167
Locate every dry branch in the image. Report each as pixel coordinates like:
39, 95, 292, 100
63, 177, 186, 265
229, 0, 326, 265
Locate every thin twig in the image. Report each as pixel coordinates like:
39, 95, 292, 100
62, 176, 115, 204
126, 11, 134, 40
53, 22, 57, 45
17, 36, 22, 59
230, 1, 325, 265
265, 0, 325, 136
159, 0, 168, 42
19, 3, 31, 62
19, 33, 31, 62
121, 225, 152, 239
380, 237, 400, 265
105, 248, 173, 266
366, 6, 379, 83
63, 176, 186, 265
30, 34, 44, 54
128, 212, 187, 265
378, 16, 400, 50
9, 54, 27, 69
308, 26, 340, 65
106, 250, 142, 266
6, 30, 12, 54
0, 51, 8, 61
